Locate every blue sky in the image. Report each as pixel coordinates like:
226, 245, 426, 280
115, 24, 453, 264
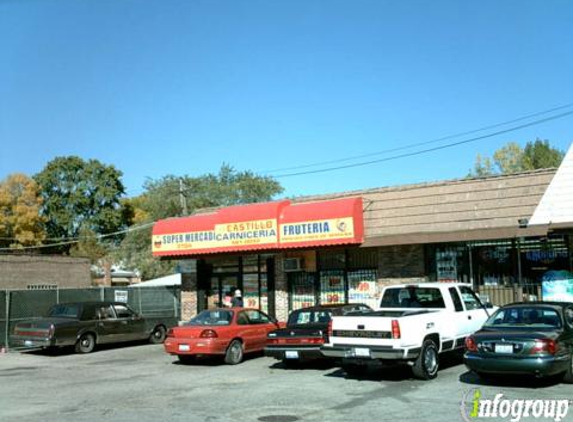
1, 0, 572, 199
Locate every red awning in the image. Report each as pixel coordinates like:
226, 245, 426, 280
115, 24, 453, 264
152, 200, 289, 256
279, 197, 364, 248
152, 197, 364, 257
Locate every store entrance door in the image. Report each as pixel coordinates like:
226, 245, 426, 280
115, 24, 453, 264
207, 275, 239, 309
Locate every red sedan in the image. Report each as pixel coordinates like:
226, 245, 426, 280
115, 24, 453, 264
164, 308, 280, 364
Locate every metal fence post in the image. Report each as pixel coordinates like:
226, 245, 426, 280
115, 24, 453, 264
173, 287, 178, 318
5, 291, 11, 349
100, 286, 105, 302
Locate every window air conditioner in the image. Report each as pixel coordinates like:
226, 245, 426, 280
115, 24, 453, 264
283, 258, 303, 272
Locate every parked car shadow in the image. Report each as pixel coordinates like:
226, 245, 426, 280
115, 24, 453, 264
20, 339, 156, 357
268, 359, 338, 371
324, 350, 466, 382
172, 350, 266, 366
459, 370, 563, 389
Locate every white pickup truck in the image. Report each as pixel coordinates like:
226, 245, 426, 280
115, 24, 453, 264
321, 282, 492, 379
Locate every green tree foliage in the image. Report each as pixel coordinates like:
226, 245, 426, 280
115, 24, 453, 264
469, 139, 565, 177
522, 139, 566, 170
0, 173, 46, 248
34, 156, 131, 253
115, 164, 284, 280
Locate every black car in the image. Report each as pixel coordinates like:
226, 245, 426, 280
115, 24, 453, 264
265, 303, 372, 365
10, 301, 177, 353
464, 301, 573, 383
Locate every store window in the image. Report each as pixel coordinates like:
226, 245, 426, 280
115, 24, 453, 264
319, 270, 345, 305
289, 272, 316, 311
348, 269, 378, 309
426, 244, 470, 284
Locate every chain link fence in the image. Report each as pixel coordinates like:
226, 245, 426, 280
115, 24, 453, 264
1, 286, 181, 349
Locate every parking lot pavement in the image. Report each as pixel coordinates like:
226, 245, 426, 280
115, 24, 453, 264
0, 344, 571, 422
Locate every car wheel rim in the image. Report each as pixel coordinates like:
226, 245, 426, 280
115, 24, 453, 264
81, 337, 92, 350
231, 343, 242, 362
424, 347, 437, 374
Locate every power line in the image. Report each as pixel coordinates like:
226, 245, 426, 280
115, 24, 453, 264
271, 109, 573, 178
261, 102, 573, 174
0, 222, 155, 251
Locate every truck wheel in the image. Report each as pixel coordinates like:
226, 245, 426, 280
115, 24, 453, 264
412, 339, 439, 380
75, 333, 95, 354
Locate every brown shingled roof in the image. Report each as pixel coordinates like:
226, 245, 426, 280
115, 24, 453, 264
292, 169, 557, 246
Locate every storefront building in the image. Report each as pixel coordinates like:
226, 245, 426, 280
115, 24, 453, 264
152, 147, 573, 321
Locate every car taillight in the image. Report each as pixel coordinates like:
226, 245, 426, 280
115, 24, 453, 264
391, 320, 401, 339
199, 329, 218, 339
465, 336, 478, 352
166, 328, 174, 338
531, 339, 557, 355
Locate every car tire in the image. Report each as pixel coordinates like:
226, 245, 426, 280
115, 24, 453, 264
75, 333, 95, 354
149, 325, 167, 344
563, 354, 573, 384
177, 355, 195, 364
224, 340, 244, 365
342, 363, 367, 377
412, 339, 439, 380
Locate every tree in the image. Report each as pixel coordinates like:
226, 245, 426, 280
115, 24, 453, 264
522, 139, 565, 170
114, 164, 284, 280
34, 156, 130, 253
0, 173, 46, 248
469, 139, 565, 177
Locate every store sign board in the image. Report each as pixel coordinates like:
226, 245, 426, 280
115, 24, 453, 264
152, 198, 363, 256
153, 219, 278, 254
280, 217, 356, 244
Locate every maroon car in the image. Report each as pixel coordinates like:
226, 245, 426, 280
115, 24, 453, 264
265, 304, 372, 365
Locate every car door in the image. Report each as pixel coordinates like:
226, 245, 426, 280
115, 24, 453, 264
96, 304, 124, 344
113, 304, 147, 342
457, 286, 490, 335
447, 287, 469, 348
244, 310, 276, 350
235, 311, 259, 352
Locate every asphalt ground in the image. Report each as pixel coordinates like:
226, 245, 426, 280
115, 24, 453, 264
0, 343, 571, 422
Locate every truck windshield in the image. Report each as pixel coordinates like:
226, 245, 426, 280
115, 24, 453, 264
380, 287, 445, 309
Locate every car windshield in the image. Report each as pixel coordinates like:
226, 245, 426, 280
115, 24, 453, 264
484, 307, 562, 329
187, 310, 234, 326
380, 287, 446, 309
48, 304, 80, 318
288, 310, 332, 326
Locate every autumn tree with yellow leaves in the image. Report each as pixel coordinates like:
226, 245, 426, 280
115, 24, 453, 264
0, 173, 46, 249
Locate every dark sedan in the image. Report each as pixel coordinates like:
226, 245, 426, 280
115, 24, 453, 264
10, 301, 176, 353
265, 303, 372, 365
464, 302, 573, 383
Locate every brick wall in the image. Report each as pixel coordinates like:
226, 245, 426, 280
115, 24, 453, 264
376, 245, 428, 292
0, 254, 91, 289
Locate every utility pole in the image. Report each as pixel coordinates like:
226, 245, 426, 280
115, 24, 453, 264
179, 178, 188, 216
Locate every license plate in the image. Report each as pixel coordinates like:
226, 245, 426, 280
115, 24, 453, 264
495, 344, 513, 354
178, 344, 190, 352
353, 347, 371, 357
285, 351, 299, 359
24, 340, 33, 347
